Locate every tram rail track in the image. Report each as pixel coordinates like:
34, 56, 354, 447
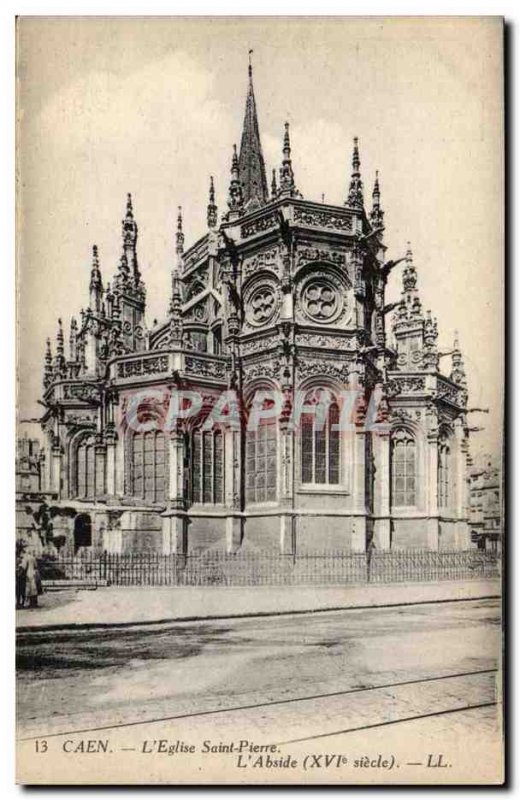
18, 667, 498, 743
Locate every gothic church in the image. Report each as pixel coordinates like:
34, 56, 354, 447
39, 64, 471, 555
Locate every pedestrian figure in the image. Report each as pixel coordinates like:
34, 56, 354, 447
16, 541, 27, 608
21, 548, 41, 608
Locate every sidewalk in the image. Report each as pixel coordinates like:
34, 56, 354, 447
16, 578, 500, 632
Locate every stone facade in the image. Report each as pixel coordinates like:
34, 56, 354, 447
37, 66, 472, 555
469, 459, 503, 552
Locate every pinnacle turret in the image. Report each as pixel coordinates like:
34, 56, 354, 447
227, 144, 244, 218
271, 168, 278, 199
121, 193, 140, 285
450, 331, 467, 387
207, 176, 218, 229
346, 137, 364, 210
370, 170, 384, 229
278, 122, 298, 198
393, 243, 424, 342
89, 244, 103, 311
169, 209, 184, 347
176, 206, 184, 256
43, 337, 53, 389
56, 318, 64, 358
69, 317, 78, 361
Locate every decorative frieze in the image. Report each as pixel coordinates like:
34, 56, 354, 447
241, 213, 277, 239
62, 383, 100, 402
293, 206, 353, 234
297, 359, 351, 385
240, 334, 280, 355
117, 355, 169, 379
387, 375, 426, 396
296, 246, 346, 267
184, 356, 227, 380
296, 332, 356, 349
242, 247, 279, 277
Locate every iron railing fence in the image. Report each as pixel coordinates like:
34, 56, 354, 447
45, 549, 500, 587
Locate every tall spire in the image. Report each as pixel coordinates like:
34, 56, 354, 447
278, 122, 298, 198
238, 54, 269, 210
121, 193, 140, 285
207, 176, 217, 229
227, 144, 244, 218
346, 137, 364, 210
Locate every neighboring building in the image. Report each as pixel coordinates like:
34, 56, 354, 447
16, 434, 44, 494
469, 459, 503, 552
36, 65, 473, 556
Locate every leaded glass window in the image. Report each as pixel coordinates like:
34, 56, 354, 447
246, 420, 277, 503
300, 395, 340, 485
391, 429, 416, 507
76, 436, 95, 498
191, 428, 224, 505
438, 436, 451, 508
130, 430, 167, 503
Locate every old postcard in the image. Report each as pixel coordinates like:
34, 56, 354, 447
15, 16, 504, 785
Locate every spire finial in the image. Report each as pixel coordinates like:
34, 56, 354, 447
248, 48, 253, 80
207, 176, 218, 229
126, 193, 133, 218
346, 137, 364, 210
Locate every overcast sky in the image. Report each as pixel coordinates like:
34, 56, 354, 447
17, 16, 503, 462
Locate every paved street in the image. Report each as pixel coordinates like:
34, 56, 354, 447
17, 597, 500, 735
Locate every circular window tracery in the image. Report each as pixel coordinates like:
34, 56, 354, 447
301, 276, 343, 323
246, 284, 279, 327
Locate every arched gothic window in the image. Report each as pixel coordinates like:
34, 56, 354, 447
191, 428, 224, 504
438, 435, 452, 508
129, 430, 167, 503
76, 435, 96, 498
391, 429, 417, 507
301, 392, 340, 485
246, 402, 277, 503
